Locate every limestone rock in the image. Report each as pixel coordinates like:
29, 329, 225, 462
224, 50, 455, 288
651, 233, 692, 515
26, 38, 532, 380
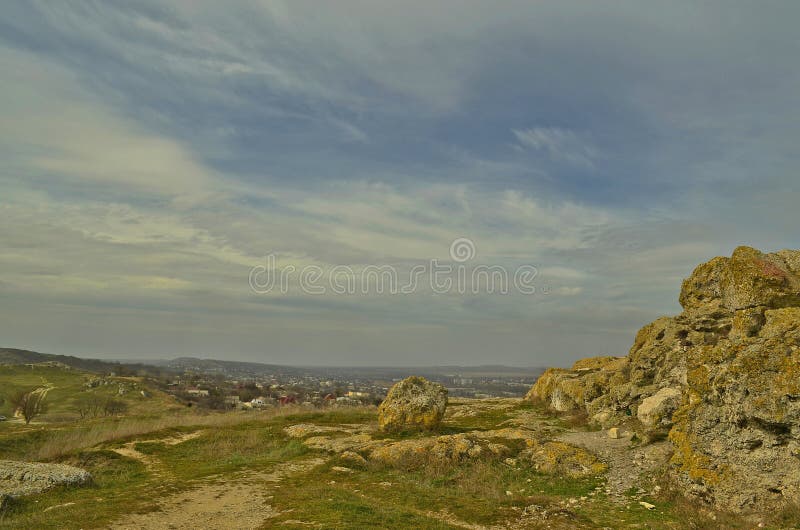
527, 246, 800, 512
525, 356, 629, 423
680, 246, 800, 312
339, 451, 368, 467
637, 387, 682, 428
0, 461, 91, 498
378, 376, 447, 432
302, 433, 384, 453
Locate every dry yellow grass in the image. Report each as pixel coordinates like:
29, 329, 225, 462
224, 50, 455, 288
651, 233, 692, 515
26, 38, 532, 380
24, 406, 372, 461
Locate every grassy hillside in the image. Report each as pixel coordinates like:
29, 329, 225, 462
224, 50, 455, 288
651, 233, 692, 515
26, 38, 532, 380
0, 365, 179, 422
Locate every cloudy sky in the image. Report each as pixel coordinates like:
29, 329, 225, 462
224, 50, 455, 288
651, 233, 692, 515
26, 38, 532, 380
1, 1, 798, 366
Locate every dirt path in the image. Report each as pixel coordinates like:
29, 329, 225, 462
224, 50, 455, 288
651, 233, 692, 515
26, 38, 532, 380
110, 431, 203, 479
556, 430, 672, 501
109, 456, 327, 529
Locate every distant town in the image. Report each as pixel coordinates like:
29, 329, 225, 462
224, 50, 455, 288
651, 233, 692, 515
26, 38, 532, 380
0, 348, 545, 412
148, 358, 545, 410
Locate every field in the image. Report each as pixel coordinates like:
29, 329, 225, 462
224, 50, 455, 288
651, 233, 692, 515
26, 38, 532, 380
0, 367, 794, 529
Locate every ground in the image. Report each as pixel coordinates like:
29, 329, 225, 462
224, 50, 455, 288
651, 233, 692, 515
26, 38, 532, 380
0, 372, 795, 529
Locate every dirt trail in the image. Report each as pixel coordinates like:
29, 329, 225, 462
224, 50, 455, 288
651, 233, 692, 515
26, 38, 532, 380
556, 430, 672, 500
110, 431, 203, 479
109, 456, 326, 529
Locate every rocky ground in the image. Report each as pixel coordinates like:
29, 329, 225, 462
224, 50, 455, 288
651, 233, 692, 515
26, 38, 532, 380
0, 460, 91, 499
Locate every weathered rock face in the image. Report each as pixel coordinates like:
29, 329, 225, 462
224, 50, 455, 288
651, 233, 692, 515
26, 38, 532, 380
525, 356, 629, 416
527, 246, 800, 512
0, 460, 92, 498
378, 376, 448, 432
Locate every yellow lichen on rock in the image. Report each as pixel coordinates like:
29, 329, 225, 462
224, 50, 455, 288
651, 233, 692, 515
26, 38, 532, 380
526, 246, 800, 512
378, 376, 448, 432
521, 441, 607, 478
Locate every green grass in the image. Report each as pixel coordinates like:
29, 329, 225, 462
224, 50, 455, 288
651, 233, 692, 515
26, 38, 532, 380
266, 454, 605, 528
132, 424, 308, 481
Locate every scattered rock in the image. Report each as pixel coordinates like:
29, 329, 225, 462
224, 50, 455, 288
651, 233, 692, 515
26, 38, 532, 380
607, 427, 621, 439
331, 466, 353, 473
378, 376, 448, 432
639, 501, 656, 510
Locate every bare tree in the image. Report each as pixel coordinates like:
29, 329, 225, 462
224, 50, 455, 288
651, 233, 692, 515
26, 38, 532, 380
11, 389, 48, 424
103, 399, 128, 416
75, 395, 104, 419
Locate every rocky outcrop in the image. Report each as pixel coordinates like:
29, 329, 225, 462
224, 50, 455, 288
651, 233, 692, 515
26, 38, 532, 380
0, 460, 91, 498
527, 246, 800, 512
283, 419, 607, 480
525, 356, 629, 414
378, 376, 448, 432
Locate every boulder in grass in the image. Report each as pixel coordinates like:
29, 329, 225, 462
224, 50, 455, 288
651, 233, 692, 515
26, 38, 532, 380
378, 376, 447, 432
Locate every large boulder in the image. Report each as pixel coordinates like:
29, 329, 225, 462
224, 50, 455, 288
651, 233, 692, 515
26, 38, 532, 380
527, 246, 800, 512
378, 376, 448, 432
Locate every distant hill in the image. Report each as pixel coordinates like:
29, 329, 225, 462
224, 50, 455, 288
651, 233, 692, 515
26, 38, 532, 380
1, 348, 545, 381
0, 348, 173, 376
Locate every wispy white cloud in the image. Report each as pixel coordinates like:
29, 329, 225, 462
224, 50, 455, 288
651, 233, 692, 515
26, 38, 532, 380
0, 47, 218, 200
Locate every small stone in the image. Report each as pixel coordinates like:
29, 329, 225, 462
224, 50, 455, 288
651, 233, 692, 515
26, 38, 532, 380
339, 451, 367, 466
43, 502, 76, 513
608, 427, 621, 439
639, 501, 656, 510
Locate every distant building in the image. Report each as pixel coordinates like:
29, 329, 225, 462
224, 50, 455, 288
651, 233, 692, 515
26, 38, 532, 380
250, 396, 273, 407
278, 395, 297, 405
187, 388, 209, 397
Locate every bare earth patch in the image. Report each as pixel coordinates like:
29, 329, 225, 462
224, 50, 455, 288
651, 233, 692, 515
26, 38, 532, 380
110, 456, 326, 529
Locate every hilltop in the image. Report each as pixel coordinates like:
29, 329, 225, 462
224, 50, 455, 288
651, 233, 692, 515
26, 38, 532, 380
2, 247, 800, 528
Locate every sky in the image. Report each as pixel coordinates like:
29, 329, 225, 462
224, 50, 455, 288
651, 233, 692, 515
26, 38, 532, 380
1, 1, 799, 366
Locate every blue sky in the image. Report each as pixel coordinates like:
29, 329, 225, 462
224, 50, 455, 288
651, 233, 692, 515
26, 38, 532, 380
1, 1, 798, 365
